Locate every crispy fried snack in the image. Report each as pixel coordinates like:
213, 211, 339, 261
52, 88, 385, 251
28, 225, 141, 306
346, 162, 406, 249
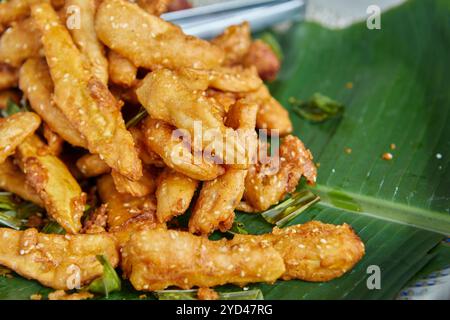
16, 135, 86, 234
189, 168, 247, 235
0, 158, 43, 206
76, 153, 110, 178
97, 174, 164, 246
244, 135, 317, 212
95, 0, 224, 70
130, 126, 165, 167
19, 58, 87, 148
0, 18, 41, 67
111, 166, 156, 197
234, 221, 365, 282
107, 50, 137, 88
155, 167, 198, 223
0, 112, 41, 164
211, 22, 251, 66
142, 118, 224, 181
0, 227, 119, 289
137, 0, 170, 16
207, 66, 262, 93
122, 228, 286, 291
0, 63, 18, 90
65, 0, 108, 85
243, 85, 292, 135
243, 40, 280, 82
42, 124, 64, 156
0, 0, 43, 26
32, 3, 142, 180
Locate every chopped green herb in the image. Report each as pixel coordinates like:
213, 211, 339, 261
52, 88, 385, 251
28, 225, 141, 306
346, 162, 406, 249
261, 189, 320, 227
126, 108, 147, 128
290, 93, 344, 123
88, 255, 121, 297
259, 32, 283, 61
0, 192, 42, 229
41, 220, 66, 235
0, 99, 22, 118
227, 221, 249, 235
154, 289, 264, 300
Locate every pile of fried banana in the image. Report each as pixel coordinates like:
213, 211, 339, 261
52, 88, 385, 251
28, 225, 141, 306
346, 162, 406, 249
0, 0, 365, 297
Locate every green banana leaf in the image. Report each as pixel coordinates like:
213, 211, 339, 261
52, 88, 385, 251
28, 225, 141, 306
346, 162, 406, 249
1, 0, 449, 300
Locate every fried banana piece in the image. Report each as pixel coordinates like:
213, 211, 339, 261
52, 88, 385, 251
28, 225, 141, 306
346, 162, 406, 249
65, 0, 108, 85
155, 168, 198, 223
130, 126, 165, 167
207, 66, 262, 93
95, 0, 224, 70
107, 51, 137, 87
97, 174, 164, 246
19, 58, 88, 148
16, 135, 86, 234
211, 22, 251, 66
111, 166, 156, 197
76, 153, 110, 177
235, 221, 365, 282
42, 124, 64, 156
244, 85, 292, 135
0, 18, 41, 67
122, 229, 285, 291
0, 63, 18, 90
142, 118, 224, 181
243, 40, 281, 82
0, 0, 43, 26
189, 168, 247, 235
0, 228, 119, 290
244, 135, 317, 212
0, 112, 41, 164
32, 3, 142, 180
0, 158, 43, 206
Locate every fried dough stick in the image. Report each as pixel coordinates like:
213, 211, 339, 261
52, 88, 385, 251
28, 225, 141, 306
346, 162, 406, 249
0, 228, 119, 289
155, 168, 198, 223
0, 158, 43, 206
243, 135, 317, 212
0, 18, 41, 67
32, 3, 142, 180
16, 135, 86, 234
19, 58, 87, 148
97, 174, 164, 246
234, 221, 365, 282
0, 112, 41, 164
65, 0, 108, 85
142, 118, 224, 181
95, 0, 224, 70
122, 228, 286, 291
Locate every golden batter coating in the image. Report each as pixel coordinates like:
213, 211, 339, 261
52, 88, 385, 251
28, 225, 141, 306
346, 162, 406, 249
235, 221, 365, 282
244, 135, 317, 212
0, 228, 119, 290
122, 228, 286, 291
211, 22, 252, 66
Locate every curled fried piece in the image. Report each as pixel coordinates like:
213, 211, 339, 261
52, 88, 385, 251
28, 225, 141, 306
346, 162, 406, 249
142, 118, 224, 181
16, 135, 86, 234
156, 168, 198, 223
0, 112, 41, 164
243, 85, 292, 135
111, 166, 156, 197
97, 174, 164, 246
76, 153, 110, 178
189, 168, 247, 235
244, 135, 317, 212
122, 229, 285, 291
234, 221, 365, 282
65, 0, 108, 85
32, 3, 142, 180
0, 228, 118, 290
95, 0, 224, 70
107, 51, 137, 87
211, 22, 251, 66
243, 40, 281, 82
0, 158, 43, 206
0, 18, 41, 67
19, 58, 87, 148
